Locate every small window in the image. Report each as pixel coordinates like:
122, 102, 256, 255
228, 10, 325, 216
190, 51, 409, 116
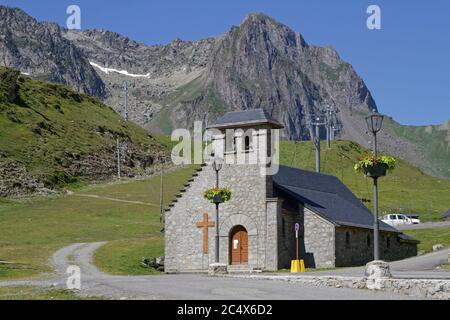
367, 235, 371, 248
345, 232, 350, 248
387, 237, 391, 249
390, 215, 397, 220
244, 135, 251, 151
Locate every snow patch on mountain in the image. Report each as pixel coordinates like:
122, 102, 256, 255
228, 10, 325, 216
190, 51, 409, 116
89, 62, 150, 78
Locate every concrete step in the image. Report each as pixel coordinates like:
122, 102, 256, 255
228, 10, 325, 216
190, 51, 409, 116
227, 265, 262, 274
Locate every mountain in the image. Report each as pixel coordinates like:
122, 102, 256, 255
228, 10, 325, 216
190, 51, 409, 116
0, 66, 170, 197
0, 7, 448, 179
0, 6, 106, 98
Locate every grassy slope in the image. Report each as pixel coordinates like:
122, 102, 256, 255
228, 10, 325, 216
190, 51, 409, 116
384, 117, 450, 180
279, 140, 450, 221
0, 66, 170, 188
150, 76, 227, 135
402, 228, 450, 254
1, 140, 449, 279
0, 166, 197, 280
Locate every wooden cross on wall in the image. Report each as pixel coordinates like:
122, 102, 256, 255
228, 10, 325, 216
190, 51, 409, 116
196, 213, 215, 254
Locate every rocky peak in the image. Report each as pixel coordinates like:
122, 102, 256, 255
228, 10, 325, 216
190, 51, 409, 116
0, 6, 106, 98
78, 29, 142, 50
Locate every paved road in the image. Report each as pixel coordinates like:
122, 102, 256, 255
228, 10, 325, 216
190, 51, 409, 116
3, 242, 448, 300
0, 242, 420, 300
396, 221, 450, 231
291, 249, 450, 279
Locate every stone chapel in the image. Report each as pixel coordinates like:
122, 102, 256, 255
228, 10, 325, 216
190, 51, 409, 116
164, 109, 418, 273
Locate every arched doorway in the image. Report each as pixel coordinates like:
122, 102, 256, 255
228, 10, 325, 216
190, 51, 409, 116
229, 225, 248, 265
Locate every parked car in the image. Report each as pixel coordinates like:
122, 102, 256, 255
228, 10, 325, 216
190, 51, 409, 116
405, 214, 421, 224
381, 214, 415, 226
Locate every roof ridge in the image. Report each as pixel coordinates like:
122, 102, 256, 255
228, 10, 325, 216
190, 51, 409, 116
278, 164, 341, 180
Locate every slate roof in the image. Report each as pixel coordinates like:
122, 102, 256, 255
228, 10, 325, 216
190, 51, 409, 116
273, 165, 399, 233
209, 109, 284, 129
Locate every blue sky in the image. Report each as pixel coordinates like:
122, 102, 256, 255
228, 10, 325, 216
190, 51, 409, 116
1, 0, 449, 125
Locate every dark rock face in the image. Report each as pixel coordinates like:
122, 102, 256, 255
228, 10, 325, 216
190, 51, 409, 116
167, 13, 376, 143
0, 7, 106, 98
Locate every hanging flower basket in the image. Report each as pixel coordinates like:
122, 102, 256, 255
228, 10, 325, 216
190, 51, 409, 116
354, 155, 396, 178
204, 188, 231, 204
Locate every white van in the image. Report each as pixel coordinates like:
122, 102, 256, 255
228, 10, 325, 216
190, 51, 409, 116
381, 214, 414, 226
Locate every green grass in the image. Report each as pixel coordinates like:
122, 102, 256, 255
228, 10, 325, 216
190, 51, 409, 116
280, 140, 450, 221
0, 66, 170, 190
1, 139, 449, 280
402, 227, 450, 253
151, 76, 229, 134
0, 286, 100, 300
0, 166, 196, 280
384, 117, 450, 180
94, 238, 164, 276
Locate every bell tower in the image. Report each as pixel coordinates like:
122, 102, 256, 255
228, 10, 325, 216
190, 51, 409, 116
207, 109, 283, 177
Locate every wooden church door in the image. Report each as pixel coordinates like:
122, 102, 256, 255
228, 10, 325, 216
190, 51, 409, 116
230, 225, 248, 265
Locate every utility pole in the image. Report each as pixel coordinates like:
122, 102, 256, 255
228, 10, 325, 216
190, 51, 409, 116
115, 82, 129, 180
326, 105, 331, 149
159, 168, 164, 223
123, 81, 129, 121
116, 138, 121, 179
306, 113, 326, 173
325, 105, 336, 149
315, 123, 321, 172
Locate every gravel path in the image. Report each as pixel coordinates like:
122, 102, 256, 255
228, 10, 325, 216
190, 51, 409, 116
0, 242, 423, 300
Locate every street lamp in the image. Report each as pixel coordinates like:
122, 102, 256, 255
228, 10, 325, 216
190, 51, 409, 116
365, 111, 384, 261
212, 156, 223, 263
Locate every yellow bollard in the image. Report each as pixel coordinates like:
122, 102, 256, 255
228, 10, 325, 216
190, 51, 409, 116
290, 260, 305, 273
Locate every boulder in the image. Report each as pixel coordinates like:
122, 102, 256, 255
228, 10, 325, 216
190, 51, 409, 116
433, 244, 444, 252
141, 256, 165, 270
365, 260, 392, 290
365, 260, 392, 279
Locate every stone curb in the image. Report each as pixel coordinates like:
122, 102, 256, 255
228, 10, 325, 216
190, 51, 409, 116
221, 274, 450, 300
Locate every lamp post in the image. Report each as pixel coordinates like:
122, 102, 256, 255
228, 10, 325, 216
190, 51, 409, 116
212, 157, 223, 263
365, 111, 384, 261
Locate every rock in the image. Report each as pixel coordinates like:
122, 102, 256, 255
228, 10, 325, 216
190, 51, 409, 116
365, 260, 392, 290
208, 263, 228, 276
433, 244, 444, 252
156, 256, 165, 266
142, 256, 165, 270
364, 260, 392, 279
